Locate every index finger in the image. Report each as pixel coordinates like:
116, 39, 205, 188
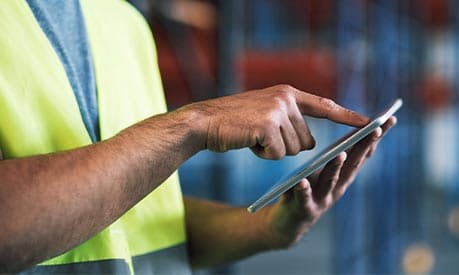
294, 91, 369, 127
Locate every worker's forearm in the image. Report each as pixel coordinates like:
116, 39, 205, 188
0, 108, 205, 272
184, 197, 281, 269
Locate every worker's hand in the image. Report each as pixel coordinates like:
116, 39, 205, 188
263, 117, 396, 248
183, 85, 369, 159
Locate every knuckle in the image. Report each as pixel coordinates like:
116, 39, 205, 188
321, 196, 333, 209
267, 116, 281, 131
272, 95, 287, 110
270, 89, 298, 115
275, 86, 296, 102
286, 146, 300, 156
266, 98, 286, 117
372, 133, 381, 142
302, 136, 316, 150
331, 174, 340, 184
276, 84, 295, 93
333, 158, 344, 168
259, 134, 272, 147
307, 138, 316, 149
271, 147, 286, 160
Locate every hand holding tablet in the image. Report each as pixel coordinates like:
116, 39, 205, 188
248, 99, 403, 213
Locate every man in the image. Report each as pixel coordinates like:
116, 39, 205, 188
0, 0, 395, 273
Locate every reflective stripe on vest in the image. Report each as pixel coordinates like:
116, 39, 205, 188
20, 243, 190, 275
0, 0, 189, 273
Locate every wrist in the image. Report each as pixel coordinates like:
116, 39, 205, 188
262, 203, 312, 250
111, 104, 209, 166
174, 102, 211, 152
256, 206, 293, 251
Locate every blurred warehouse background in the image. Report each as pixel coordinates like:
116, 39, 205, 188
131, 0, 459, 274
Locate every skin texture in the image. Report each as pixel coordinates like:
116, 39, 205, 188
0, 85, 393, 272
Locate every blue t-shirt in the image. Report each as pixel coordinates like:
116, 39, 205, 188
26, 0, 100, 142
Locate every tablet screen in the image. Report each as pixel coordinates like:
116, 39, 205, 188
247, 99, 403, 213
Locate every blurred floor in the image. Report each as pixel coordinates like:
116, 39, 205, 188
237, 214, 333, 275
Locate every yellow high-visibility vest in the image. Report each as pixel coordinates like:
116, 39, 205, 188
0, 0, 189, 273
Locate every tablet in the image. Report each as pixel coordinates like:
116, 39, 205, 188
247, 98, 403, 213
